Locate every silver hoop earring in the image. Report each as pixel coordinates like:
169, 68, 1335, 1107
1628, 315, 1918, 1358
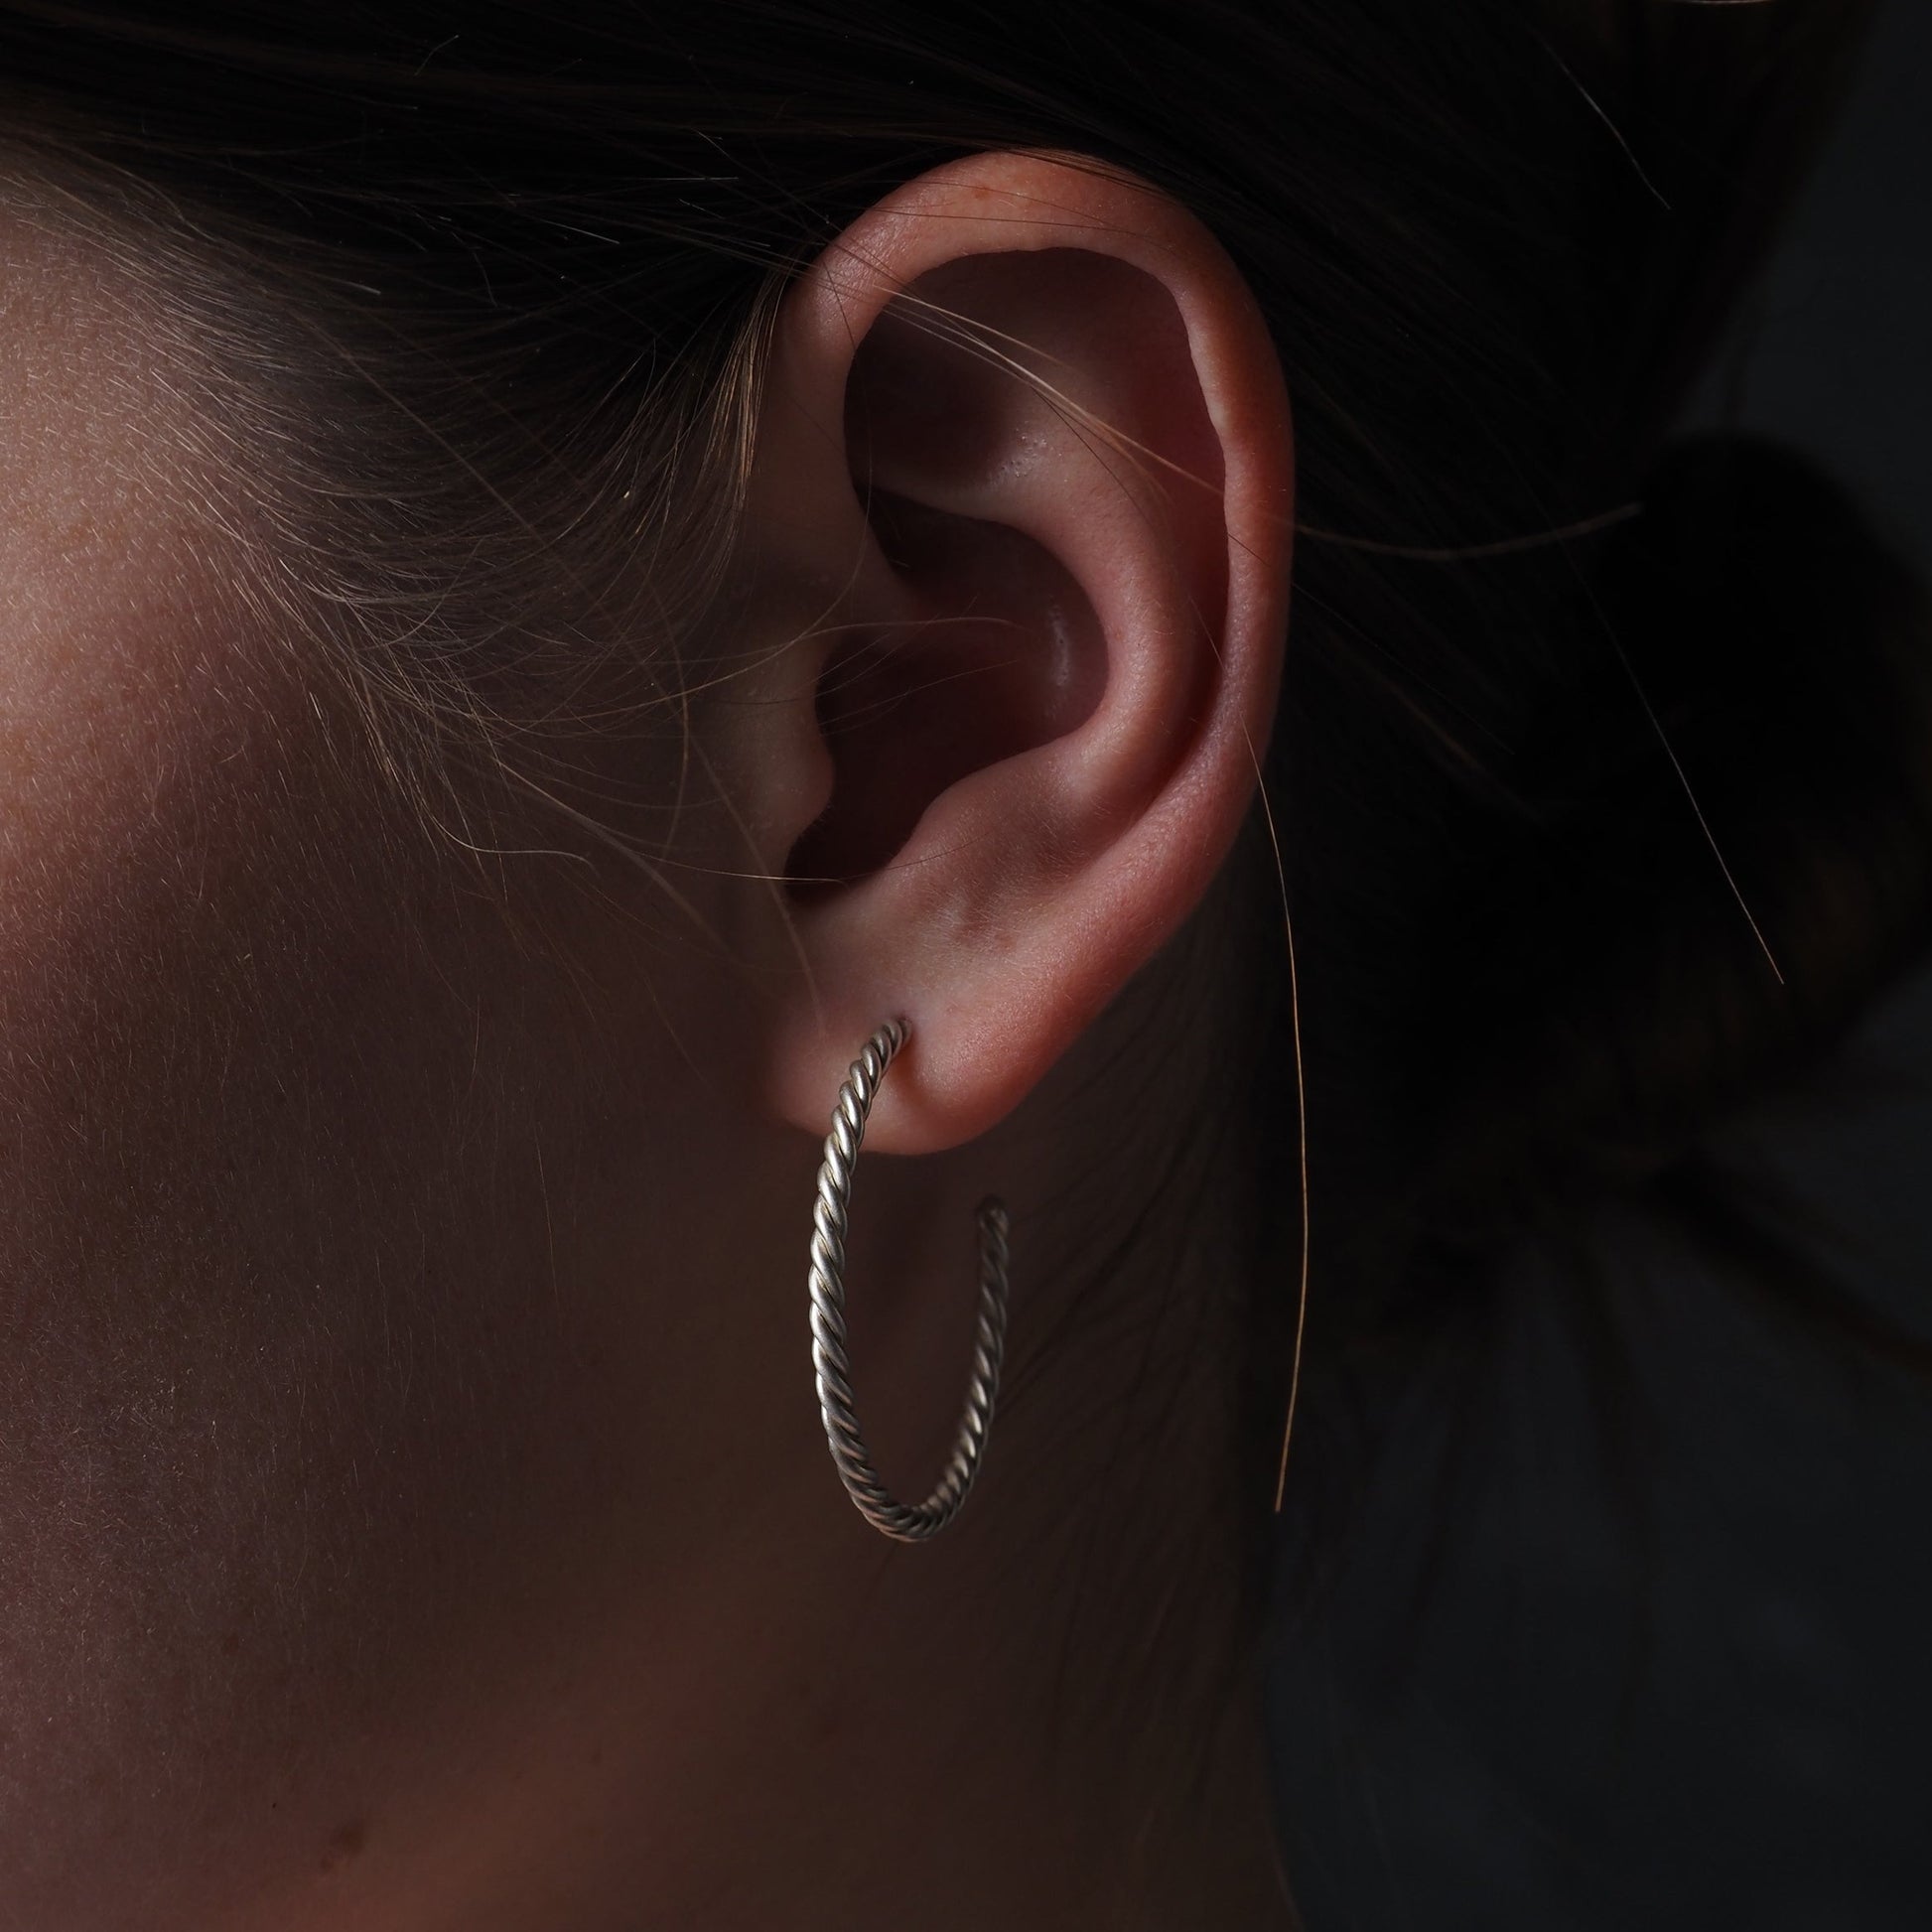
807, 1017, 1011, 1543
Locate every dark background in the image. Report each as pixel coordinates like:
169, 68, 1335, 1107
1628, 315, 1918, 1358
1265, 3, 1932, 1924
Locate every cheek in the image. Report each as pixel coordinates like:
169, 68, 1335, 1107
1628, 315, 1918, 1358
0, 210, 763, 1918
0, 628, 487, 1808
0, 550, 713, 1912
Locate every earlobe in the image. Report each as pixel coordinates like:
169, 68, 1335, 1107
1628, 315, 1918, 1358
726, 150, 1293, 1153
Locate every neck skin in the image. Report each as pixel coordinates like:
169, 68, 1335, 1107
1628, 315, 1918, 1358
533, 1365, 1295, 1932
229, 973, 1299, 1932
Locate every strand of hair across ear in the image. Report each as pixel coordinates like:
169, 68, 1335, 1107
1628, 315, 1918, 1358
860, 289, 1668, 1512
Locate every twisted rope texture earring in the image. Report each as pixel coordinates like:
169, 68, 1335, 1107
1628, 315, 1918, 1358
807, 1018, 1011, 1542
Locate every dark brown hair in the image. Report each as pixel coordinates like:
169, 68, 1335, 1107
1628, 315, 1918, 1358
3, 0, 1925, 1609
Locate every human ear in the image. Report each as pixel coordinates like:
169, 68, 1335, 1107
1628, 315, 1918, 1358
724, 148, 1294, 1152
